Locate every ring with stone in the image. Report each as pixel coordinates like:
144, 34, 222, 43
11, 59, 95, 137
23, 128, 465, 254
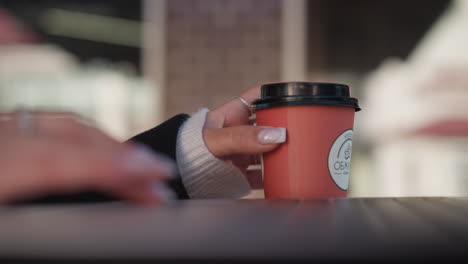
237, 96, 253, 117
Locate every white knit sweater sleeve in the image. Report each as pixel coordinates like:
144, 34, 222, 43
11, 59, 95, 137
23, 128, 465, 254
176, 108, 251, 198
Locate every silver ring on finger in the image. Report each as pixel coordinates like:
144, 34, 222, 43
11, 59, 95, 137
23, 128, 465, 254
236, 96, 254, 117
15, 109, 39, 136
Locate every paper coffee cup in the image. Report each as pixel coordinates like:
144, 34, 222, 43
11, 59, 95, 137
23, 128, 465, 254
252, 82, 360, 199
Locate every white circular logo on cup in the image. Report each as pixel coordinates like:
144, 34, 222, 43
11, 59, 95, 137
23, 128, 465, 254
328, 129, 353, 190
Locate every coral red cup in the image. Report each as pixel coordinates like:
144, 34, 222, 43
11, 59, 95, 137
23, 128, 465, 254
252, 82, 361, 199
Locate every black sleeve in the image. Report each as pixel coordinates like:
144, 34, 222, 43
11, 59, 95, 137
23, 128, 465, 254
13, 114, 190, 205
129, 114, 191, 199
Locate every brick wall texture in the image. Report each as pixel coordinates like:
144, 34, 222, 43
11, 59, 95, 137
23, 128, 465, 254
165, 0, 281, 117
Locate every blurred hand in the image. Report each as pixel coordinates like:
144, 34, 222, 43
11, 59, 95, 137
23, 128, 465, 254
0, 111, 175, 205
203, 85, 286, 188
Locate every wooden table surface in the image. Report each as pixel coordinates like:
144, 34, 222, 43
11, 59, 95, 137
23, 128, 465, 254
1, 197, 467, 262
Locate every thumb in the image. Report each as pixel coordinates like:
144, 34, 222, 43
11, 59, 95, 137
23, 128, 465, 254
203, 126, 286, 158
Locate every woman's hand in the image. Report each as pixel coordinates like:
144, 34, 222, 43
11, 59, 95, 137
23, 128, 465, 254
0, 111, 175, 205
203, 85, 286, 188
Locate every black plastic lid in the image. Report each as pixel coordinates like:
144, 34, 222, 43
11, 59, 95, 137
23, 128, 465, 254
251, 82, 361, 111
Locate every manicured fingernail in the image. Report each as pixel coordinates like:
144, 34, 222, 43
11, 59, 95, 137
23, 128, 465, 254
121, 146, 176, 179
153, 184, 177, 202
257, 128, 286, 144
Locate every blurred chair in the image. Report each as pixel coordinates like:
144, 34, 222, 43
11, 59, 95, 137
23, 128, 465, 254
359, 0, 468, 197
0, 44, 160, 140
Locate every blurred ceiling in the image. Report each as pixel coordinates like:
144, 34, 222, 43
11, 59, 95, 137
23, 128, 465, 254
307, 0, 451, 73
0, 0, 452, 75
0, 0, 142, 71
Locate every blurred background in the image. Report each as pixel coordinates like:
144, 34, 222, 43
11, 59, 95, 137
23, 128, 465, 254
0, 0, 467, 198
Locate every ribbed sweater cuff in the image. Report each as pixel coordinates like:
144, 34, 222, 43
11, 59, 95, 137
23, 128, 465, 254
176, 108, 251, 198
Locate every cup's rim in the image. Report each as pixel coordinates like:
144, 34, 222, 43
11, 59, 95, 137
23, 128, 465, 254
252, 96, 361, 111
